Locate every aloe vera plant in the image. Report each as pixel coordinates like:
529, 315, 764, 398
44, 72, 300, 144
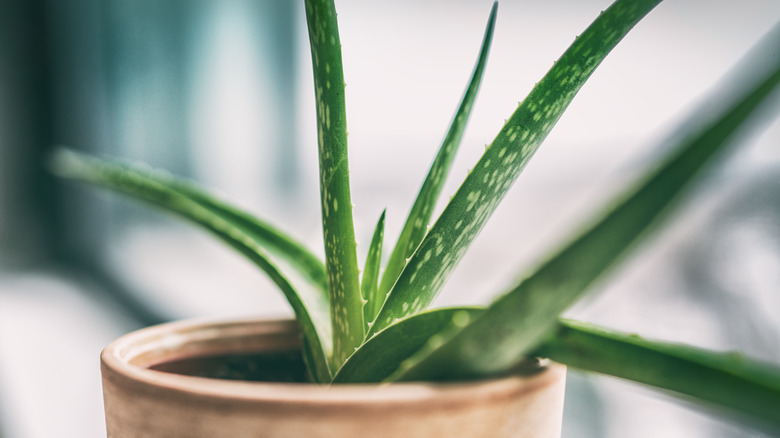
51, 0, 780, 433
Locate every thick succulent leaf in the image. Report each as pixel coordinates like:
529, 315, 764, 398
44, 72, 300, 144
49, 149, 333, 383
377, 3, 498, 302
305, 0, 364, 366
535, 320, 780, 433
49, 149, 328, 291
370, 0, 664, 336
361, 210, 386, 329
145, 168, 328, 292
334, 307, 484, 383
387, 28, 780, 382
341, 309, 780, 432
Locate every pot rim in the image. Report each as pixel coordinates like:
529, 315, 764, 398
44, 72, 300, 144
101, 316, 565, 407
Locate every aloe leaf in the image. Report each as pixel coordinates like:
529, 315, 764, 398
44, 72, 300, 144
377, 2, 498, 302
334, 307, 484, 383
49, 149, 333, 383
388, 27, 780, 382
370, 0, 664, 336
535, 320, 780, 432
147, 170, 328, 292
50, 149, 328, 292
361, 210, 386, 330
305, 0, 364, 366
339, 310, 780, 432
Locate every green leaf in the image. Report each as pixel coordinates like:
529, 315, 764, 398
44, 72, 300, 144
388, 23, 780, 382
49, 149, 333, 383
305, 0, 364, 366
151, 172, 328, 293
50, 149, 328, 291
334, 307, 485, 383
370, 0, 664, 336
535, 320, 780, 433
340, 310, 780, 432
361, 210, 386, 329
377, 2, 498, 304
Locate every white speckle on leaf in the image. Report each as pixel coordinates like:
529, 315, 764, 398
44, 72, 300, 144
452, 311, 471, 327
427, 335, 445, 349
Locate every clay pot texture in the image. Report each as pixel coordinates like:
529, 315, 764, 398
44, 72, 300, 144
100, 318, 566, 438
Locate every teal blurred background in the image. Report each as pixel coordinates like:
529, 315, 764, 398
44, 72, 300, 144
1, 0, 779, 436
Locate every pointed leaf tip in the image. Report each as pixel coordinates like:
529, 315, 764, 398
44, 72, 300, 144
374, 2, 499, 325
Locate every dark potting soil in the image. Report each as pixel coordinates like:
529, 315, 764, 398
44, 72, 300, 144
148, 350, 310, 383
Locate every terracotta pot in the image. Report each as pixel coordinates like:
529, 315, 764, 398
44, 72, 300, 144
100, 318, 566, 438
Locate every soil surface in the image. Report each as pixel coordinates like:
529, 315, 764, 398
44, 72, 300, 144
149, 350, 310, 383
